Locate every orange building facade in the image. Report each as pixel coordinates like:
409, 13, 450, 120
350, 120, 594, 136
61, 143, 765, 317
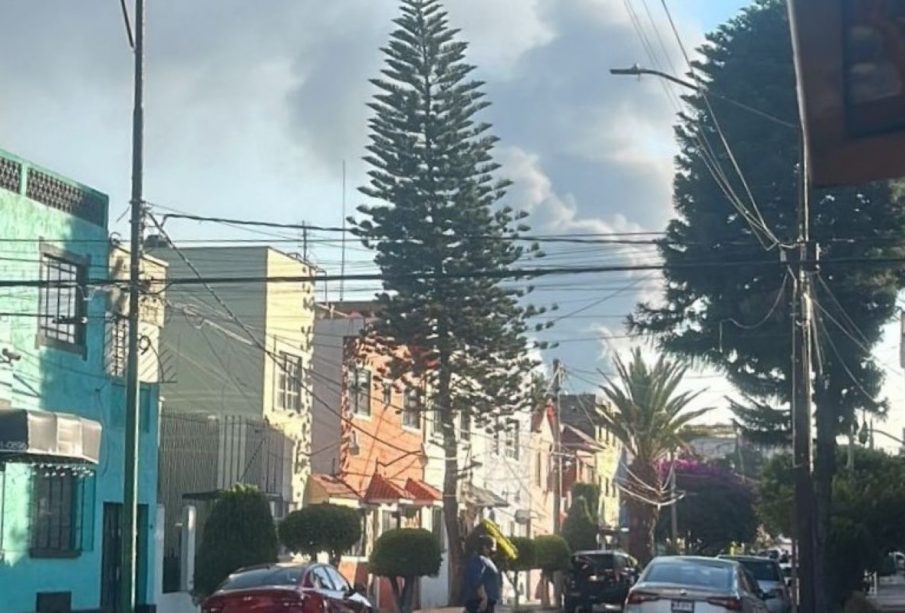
309, 303, 442, 611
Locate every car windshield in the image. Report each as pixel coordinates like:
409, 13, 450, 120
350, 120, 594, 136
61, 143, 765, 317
221, 567, 305, 591
573, 554, 615, 572
645, 560, 733, 590
738, 560, 780, 582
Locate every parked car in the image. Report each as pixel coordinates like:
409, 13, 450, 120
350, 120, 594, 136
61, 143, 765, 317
201, 562, 372, 613
564, 550, 640, 612
719, 555, 792, 613
624, 556, 769, 612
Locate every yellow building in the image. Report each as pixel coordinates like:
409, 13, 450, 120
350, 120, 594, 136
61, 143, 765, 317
148, 245, 316, 563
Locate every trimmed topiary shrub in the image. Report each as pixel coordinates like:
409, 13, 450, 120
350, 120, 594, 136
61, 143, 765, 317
193, 484, 278, 597
279, 503, 362, 565
371, 528, 442, 613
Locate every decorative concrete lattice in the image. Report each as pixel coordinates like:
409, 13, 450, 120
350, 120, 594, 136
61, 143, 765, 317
26, 168, 105, 226
0, 157, 22, 193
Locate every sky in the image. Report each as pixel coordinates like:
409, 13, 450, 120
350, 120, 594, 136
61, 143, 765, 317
1, 0, 903, 450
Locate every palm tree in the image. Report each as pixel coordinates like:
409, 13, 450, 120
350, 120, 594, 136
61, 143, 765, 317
598, 349, 711, 563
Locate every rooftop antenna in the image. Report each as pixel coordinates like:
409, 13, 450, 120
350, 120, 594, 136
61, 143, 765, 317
340, 160, 347, 301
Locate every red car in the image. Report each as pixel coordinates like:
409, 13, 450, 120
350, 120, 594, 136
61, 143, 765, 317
201, 562, 373, 613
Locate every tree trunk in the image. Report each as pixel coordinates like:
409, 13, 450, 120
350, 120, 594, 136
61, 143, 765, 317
389, 577, 403, 613
438, 361, 463, 605
626, 460, 659, 564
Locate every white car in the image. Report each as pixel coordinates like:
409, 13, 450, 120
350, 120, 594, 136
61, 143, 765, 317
624, 556, 769, 612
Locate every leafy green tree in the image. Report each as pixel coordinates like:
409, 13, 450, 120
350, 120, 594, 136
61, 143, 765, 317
562, 496, 598, 553
629, 0, 905, 596
370, 528, 443, 613
597, 349, 710, 563
351, 0, 545, 600
278, 503, 362, 565
759, 448, 905, 605
193, 485, 278, 597
656, 459, 757, 555
571, 483, 601, 522
534, 534, 571, 607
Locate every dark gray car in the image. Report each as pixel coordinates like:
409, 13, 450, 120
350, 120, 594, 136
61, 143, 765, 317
719, 555, 791, 613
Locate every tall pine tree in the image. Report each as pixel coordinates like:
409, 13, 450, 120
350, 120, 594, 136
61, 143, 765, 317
352, 0, 542, 601
630, 0, 905, 601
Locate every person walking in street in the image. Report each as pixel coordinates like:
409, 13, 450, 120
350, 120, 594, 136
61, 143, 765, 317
464, 535, 501, 613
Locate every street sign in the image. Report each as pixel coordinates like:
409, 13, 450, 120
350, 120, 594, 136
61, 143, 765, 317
790, 0, 905, 186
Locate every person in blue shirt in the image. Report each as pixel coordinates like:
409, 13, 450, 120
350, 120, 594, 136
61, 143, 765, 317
464, 535, 501, 613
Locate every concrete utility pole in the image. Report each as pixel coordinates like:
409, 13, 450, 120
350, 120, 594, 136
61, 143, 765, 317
122, 0, 145, 610
669, 452, 678, 549
787, 2, 819, 608
551, 359, 563, 535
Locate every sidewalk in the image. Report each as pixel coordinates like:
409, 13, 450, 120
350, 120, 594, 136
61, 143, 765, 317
870, 575, 905, 612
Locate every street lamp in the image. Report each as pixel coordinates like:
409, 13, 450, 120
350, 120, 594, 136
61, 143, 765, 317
608, 65, 797, 129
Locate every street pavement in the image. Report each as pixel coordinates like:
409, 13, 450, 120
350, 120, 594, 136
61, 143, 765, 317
870, 575, 905, 612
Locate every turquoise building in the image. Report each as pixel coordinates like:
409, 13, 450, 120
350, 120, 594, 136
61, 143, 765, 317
0, 149, 160, 612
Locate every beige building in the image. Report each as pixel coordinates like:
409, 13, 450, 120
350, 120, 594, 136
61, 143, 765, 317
148, 245, 315, 578
559, 393, 623, 530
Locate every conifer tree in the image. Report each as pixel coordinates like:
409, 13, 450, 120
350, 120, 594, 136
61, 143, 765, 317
352, 0, 544, 601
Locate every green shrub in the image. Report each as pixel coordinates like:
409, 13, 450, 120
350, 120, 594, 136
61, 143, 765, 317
279, 503, 362, 565
563, 496, 598, 553
371, 528, 442, 613
193, 485, 278, 597
509, 536, 537, 572
534, 534, 571, 574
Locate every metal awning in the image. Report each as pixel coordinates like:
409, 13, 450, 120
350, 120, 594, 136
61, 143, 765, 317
464, 484, 509, 509
0, 408, 101, 464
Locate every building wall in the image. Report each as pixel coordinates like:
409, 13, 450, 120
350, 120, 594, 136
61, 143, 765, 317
262, 249, 315, 511
151, 246, 268, 420
0, 149, 158, 611
310, 311, 363, 476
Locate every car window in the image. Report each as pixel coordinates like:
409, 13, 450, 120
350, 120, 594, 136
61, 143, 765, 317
572, 553, 615, 573
739, 560, 781, 582
326, 566, 351, 592
738, 569, 754, 593
644, 560, 733, 590
220, 566, 306, 591
312, 566, 337, 590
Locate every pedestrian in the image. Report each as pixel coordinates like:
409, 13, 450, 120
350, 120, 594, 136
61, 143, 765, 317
464, 535, 501, 613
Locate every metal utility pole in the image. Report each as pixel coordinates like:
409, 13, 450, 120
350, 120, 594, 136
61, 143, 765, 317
122, 0, 145, 610
551, 359, 563, 535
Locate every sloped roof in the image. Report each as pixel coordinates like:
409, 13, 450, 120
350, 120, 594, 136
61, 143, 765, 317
309, 474, 360, 500
364, 472, 413, 503
562, 423, 604, 452
405, 478, 442, 502
530, 399, 557, 433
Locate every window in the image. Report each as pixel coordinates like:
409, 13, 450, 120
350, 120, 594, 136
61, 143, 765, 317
276, 352, 303, 411
431, 508, 446, 550
381, 510, 397, 534
347, 366, 371, 416
38, 252, 87, 351
430, 402, 443, 437
311, 566, 335, 590
403, 388, 420, 429
108, 317, 128, 377
505, 424, 520, 460
382, 381, 392, 406
460, 412, 471, 441
31, 472, 80, 556
349, 512, 367, 557
492, 421, 501, 456
221, 566, 305, 591
325, 566, 350, 592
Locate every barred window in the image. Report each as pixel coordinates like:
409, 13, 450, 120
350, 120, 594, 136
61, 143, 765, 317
276, 352, 303, 411
347, 366, 372, 416
31, 473, 80, 557
403, 388, 421, 429
38, 253, 86, 350
505, 423, 520, 460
